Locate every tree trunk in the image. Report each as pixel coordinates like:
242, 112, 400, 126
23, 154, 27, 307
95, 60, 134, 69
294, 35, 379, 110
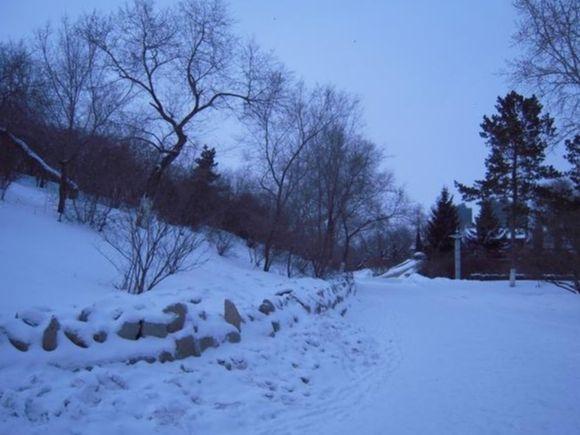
137, 133, 186, 225
57, 160, 69, 221
342, 234, 352, 272
263, 191, 285, 272
316, 218, 336, 278
509, 149, 518, 287
286, 250, 293, 277
263, 232, 274, 272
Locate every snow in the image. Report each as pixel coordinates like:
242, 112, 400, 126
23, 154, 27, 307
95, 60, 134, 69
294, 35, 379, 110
0, 181, 115, 312
326, 276, 580, 435
2, 180, 580, 434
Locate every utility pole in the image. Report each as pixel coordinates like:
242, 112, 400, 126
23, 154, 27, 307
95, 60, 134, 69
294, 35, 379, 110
450, 232, 461, 280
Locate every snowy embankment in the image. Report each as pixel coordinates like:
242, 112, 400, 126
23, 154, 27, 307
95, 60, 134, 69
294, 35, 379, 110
0, 181, 352, 369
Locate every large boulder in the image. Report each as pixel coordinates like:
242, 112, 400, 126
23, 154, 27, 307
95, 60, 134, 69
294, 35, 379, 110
158, 351, 175, 363
175, 335, 199, 359
163, 303, 187, 333
117, 320, 141, 340
8, 336, 29, 352
199, 336, 217, 353
141, 321, 168, 338
3, 324, 31, 352
16, 309, 46, 327
42, 317, 60, 351
64, 328, 88, 348
224, 299, 242, 332
291, 295, 311, 313
77, 308, 92, 322
93, 331, 107, 343
259, 299, 276, 316
225, 331, 241, 343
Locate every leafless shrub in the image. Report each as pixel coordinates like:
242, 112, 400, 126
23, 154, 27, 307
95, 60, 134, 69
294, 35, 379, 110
67, 194, 114, 231
208, 228, 234, 256
290, 254, 311, 277
101, 211, 204, 294
246, 239, 264, 268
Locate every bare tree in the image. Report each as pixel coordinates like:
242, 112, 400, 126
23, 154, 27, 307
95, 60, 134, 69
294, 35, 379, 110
36, 17, 127, 138
287, 113, 409, 277
36, 18, 96, 138
300, 124, 359, 276
36, 17, 129, 218
511, 0, 580, 135
0, 41, 46, 129
102, 211, 203, 294
246, 81, 350, 271
340, 164, 408, 271
0, 42, 40, 198
84, 0, 269, 218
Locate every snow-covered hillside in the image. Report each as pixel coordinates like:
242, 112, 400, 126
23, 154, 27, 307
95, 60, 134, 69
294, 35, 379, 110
0, 180, 332, 315
1, 180, 580, 434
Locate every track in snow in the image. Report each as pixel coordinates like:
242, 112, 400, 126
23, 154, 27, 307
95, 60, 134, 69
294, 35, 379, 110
317, 277, 580, 435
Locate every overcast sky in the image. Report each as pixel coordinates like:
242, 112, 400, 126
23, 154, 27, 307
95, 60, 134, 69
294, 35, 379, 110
0, 0, 523, 207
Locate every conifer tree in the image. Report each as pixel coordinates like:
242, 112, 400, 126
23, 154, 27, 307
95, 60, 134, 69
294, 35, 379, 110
193, 145, 219, 188
533, 135, 580, 290
426, 187, 459, 254
474, 199, 502, 253
565, 135, 579, 190
189, 145, 220, 225
456, 91, 557, 285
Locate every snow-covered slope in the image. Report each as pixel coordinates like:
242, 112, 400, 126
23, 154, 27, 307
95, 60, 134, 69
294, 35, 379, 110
0, 180, 352, 367
0, 180, 333, 315
0, 181, 114, 312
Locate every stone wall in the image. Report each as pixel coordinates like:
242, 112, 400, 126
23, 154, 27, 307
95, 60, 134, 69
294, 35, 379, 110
0, 275, 355, 366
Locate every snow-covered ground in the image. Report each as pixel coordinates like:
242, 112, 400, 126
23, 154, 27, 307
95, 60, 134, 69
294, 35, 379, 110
1, 180, 580, 434
328, 276, 580, 435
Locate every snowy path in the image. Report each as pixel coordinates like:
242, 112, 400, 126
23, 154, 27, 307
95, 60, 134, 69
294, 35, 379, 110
319, 277, 580, 435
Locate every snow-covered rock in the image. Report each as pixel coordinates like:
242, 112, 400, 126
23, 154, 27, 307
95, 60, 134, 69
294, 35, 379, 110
224, 299, 243, 332
41, 317, 59, 351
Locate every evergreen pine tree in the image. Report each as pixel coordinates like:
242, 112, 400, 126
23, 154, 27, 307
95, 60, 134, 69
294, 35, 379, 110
193, 145, 219, 188
474, 199, 502, 253
564, 135, 579, 190
426, 187, 459, 254
189, 145, 220, 224
533, 135, 580, 290
455, 91, 557, 284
